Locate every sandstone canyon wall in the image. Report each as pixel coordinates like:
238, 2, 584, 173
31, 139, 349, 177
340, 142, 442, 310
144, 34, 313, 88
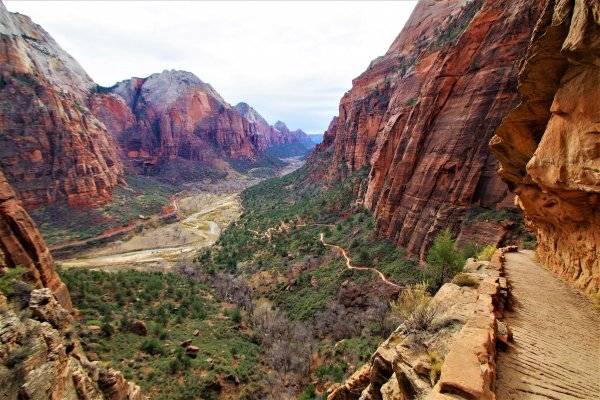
92, 71, 314, 174
312, 0, 545, 260
0, 4, 123, 209
0, 4, 312, 210
235, 102, 314, 152
96, 71, 256, 166
0, 169, 71, 309
491, 0, 600, 295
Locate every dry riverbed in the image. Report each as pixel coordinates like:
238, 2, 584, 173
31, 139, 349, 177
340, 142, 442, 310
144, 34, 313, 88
58, 192, 242, 271
57, 156, 306, 272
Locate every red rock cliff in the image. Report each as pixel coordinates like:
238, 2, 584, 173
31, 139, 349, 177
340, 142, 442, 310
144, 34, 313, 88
314, 0, 544, 260
108, 70, 256, 163
0, 169, 71, 310
491, 0, 600, 295
93, 71, 313, 172
0, 4, 123, 209
0, 169, 146, 399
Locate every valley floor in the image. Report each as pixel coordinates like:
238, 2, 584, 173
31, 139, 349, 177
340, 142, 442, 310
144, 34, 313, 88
56, 156, 306, 272
58, 192, 241, 271
496, 251, 600, 399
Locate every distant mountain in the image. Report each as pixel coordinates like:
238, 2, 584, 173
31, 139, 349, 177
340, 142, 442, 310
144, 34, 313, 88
92, 73, 316, 180
0, 3, 312, 206
234, 103, 312, 149
307, 134, 324, 144
93, 70, 256, 169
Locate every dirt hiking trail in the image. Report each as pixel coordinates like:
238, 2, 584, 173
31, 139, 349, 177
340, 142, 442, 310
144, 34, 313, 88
319, 233, 403, 290
496, 250, 600, 399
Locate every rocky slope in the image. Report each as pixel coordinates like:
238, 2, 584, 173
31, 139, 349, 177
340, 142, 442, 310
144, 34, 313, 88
0, 288, 146, 400
0, 171, 144, 399
491, 0, 600, 295
92, 71, 313, 174
328, 249, 513, 400
0, 3, 123, 209
311, 0, 544, 260
0, 170, 71, 310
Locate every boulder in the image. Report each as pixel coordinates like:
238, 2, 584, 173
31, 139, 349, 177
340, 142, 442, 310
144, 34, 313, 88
185, 345, 199, 358
128, 321, 148, 336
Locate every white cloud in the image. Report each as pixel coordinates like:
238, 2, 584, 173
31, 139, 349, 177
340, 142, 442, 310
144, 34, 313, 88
5, 0, 416, 134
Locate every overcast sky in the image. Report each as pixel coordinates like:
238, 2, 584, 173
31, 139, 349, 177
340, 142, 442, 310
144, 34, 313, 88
5, 1, 416, 134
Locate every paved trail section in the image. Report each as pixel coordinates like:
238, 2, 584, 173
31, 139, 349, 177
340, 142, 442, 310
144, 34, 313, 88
496, 251, 600, 399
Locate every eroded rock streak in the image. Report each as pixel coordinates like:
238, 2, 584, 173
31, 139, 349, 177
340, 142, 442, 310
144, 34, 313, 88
313, 0, 544, 259
491, 0, 600, 294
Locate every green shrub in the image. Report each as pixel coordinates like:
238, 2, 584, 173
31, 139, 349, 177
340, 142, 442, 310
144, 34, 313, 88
167, 348, 192, 374
429, 352, 443, 383
390, 283, 439, 332
522, 237, 537, 250
140, 338, 165, 356
357, 248, 370, 265
460, 241, 482, 260
299, 384, 317, 400
0, 266, 27, 298
101, 322, 114, 337
452, 274, 480, 288
425, 228, 465, 291
477, 245, 497, 261
6, 347, 32, 368
227, 307, 242, 324
315, 362, 348, 382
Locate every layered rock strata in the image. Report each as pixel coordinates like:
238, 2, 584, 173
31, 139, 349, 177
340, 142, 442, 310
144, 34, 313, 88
92, 72, 313, 172
0, 170, 71, 309
235, 102, 313, 152
0, 3, 123, 208
313, 0, 544, 259
0, 289, 145, 400
0, 4, 311, 209
99, 71, 255, 165
0, 172, 144, 399
490, 0, 600, 295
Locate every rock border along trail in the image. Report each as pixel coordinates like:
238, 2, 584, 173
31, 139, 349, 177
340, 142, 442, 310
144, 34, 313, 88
496, 251, 600, 399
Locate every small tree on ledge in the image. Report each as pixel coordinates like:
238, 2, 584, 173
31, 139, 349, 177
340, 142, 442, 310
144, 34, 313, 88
425, 228, 465, 292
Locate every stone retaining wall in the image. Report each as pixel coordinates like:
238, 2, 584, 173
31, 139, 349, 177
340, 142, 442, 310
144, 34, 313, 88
430, 246, 516, 400
327, 246, 518, 400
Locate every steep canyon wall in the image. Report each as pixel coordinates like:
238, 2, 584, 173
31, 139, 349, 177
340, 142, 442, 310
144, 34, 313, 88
313, 0, 545, 260
491, 0, 600, 294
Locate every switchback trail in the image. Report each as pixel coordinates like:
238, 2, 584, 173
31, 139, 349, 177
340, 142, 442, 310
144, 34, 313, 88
496, 251, 600, 399
319, 233, 403, 290
248, 222, 403, 290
